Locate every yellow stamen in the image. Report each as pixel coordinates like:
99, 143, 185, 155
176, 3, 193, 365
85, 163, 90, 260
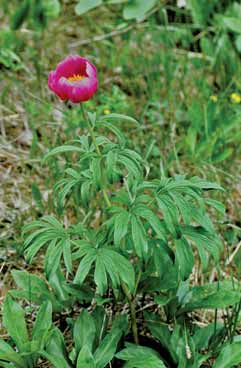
67, 74, 85, 82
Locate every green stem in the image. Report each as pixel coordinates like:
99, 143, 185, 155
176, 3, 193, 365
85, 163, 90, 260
81, 104, 138, 343
230, 299, 241, 342
134, 268, 142, 296
80, 104, 111, 208
81, 104, 101, 154
122, 282, 139, 344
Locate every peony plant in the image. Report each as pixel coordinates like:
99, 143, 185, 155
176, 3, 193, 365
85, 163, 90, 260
1, 55, 241, 368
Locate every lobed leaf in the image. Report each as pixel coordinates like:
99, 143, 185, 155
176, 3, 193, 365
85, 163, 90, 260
131, 215, 148, 257
43, 145, 83, 162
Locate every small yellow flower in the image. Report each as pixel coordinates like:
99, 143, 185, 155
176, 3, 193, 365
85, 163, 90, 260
210, 95, 218, 103
230, 93, 241, 104
104, 108, 111, 115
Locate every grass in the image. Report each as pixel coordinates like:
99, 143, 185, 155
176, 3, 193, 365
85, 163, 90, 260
0, 1, 241, 366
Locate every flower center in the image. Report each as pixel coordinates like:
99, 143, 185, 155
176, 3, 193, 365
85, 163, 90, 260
67, 74, 86, 82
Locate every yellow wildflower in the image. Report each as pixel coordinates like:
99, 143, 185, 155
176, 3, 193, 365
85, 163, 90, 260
210, 95, 218, 103
230, 93, 241, 104
104, 108, 111, 115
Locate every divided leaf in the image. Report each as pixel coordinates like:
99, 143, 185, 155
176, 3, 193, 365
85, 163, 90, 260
131, 215, 148, 257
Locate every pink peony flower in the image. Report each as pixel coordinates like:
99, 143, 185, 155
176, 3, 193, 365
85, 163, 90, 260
48, 55, 98, 103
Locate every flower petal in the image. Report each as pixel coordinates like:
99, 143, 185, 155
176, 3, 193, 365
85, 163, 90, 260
48, 71, 58, 92
48, 55, 98, 102
86, 60, 97, 79
56, 77, 98, 103
56, 55, 87, 78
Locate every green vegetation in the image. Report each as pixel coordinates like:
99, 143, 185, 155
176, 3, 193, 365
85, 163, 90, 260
0, 1, 241, 367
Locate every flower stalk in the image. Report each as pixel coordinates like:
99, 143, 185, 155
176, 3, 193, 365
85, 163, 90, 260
81, 104, 138, 343
81, 104, 111, 208
121, 282, 139, 345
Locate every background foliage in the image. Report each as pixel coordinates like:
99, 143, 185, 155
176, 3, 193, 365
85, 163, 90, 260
0, 1, 241, 367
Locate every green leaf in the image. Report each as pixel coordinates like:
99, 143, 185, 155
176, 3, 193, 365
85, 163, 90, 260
43, 145, 83, 162
11, 0, 30, 30
213, 341, 241, 368
181, 225, 222, 263
187, 0, 205, 25
145, 313, 171, 354
0, 340, 26, 368
154, 294, 173, 307
116, 343, 166, 368
94, 316, 127, 368
75, 0, 102, 16
100, 249, 135, 293
74, 310, 96, 354
101, 253, 120, 290
45, 327, 69, 364
12, 269, 50, 297
23, 216, 67, 265
133, 205, 166, 241
175, 237, 194, 280
100, 113, 139, 125
181, 282, 241, 312
32, 301, 52, 349
205, 199, 225, 215
114, 210, 130, 245
48, 268, 72, 304
31, 183, 43, 210
100, 121, 126, 146
187, 0, 218, 26
3, 295, 28, 352
171, 192, 191, 224
91, 157, 102, 190
156, 195, 179, 236
94, 256, 108, 295
43, 0, 61, 18
74, 250, 97, 284
222, 17, 241, 34
193, 323, 223, 351
118, 154, 142, 177
55, 178, 77, 207
235, 34, 241, 52
81, 180, 92, 206
106, 150, 119, 182
77, 345, 96, 368
92, 307, 108, 350
33, 0, 47, 28
131, 215, 148, 257
44, 240, 63, 277
40, 351, 70, 368
63, 239, 73, 274
123, 0, 157, 21
190, 177, 223, 191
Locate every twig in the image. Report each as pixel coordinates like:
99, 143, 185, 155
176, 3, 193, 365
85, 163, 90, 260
69, 21, 213, 62
69, 4, 161, 48
70, 24, 134, 47
225, 241, 241, 266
